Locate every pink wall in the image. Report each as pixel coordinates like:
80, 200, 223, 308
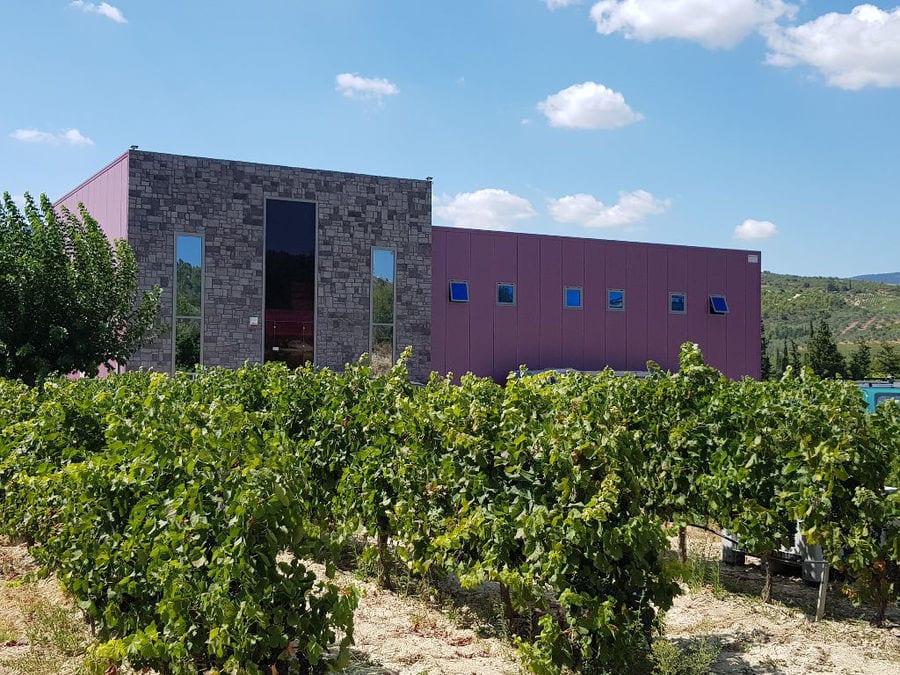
432, 227, 762, 382
55, 151, 129, 242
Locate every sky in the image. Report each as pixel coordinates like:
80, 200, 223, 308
2, 1, 900, 278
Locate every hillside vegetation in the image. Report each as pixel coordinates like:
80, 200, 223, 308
762, 271, 900, 344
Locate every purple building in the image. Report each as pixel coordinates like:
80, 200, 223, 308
58, 149, 761, 382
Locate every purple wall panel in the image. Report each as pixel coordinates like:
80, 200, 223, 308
726, 252, 747, 378
646, 247, 669, 368
686, 248, 708, 362
54, 152, 129, 242
583, 240, 606, 368
626, 246, 649, 371
443, 230, 471, 378
431, 230, 448, 375
605, 242, 628, 371
666, 247, 689, 368
705, 252, 728, 373
516, 236, 541, 372
431, 227, 760, 381
492, 235, 519, 380
560, 238, 585, 370
469, 235, 494, 377
539, 238, 563, 368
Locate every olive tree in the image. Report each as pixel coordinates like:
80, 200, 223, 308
0, 192, 159, 385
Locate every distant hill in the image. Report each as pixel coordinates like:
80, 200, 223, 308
762, 272, 900, 344
851, 272, 900, 285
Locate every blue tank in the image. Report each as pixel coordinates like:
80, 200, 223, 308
856, 381, 900, 413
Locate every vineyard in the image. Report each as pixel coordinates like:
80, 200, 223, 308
1, 344, 899, 674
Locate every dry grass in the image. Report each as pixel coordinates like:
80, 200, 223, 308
663, 527, 900, 674
3, 532, 900, 674
0, 538, 91, 675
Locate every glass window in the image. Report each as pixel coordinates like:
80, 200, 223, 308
669, 292, 686, 314
564, 287, 583, 309
449, 281, 469, 303
497, 283, 515, 306
371, 248, 395, 374
709, 295, 729, 315
608, 289, 625, 311
265, 199, 316, 369
174, 234, 202, 372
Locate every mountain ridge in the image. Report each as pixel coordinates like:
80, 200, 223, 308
851, 272, 900, 285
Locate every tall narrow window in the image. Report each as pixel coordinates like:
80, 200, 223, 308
371, 248, 395, 374
265, 199, 316, 368
174, 234, 203, 372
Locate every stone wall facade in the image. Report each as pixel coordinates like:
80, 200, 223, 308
127, 150, 432, 381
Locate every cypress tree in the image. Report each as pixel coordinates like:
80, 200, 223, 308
806, 319, 846, 379
848, 339, 871, 380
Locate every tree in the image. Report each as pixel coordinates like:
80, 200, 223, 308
777, 340, 789, 377
805, 319, 846, 379
874, 342, 900, 377
760, 322, 772, 380
789, 340, 802, 372
848, 339, 871, 380
0, 193, 159, 385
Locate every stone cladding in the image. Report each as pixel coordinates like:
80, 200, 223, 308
126, 150, 432, 380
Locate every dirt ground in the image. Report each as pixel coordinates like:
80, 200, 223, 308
2, 533, 900, 674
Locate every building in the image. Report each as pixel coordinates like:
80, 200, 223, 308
57, 149, 761, 383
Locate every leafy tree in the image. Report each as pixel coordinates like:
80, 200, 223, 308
777, 340, 789, 377
874, 342, 900, 377
0, 193, 159, 385
848, 339, 872, 380
789, 339, 802, 372
805, 319, 846, 379
761, 323, 772, 380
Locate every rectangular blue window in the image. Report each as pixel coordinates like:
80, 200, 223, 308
449, 281, 469, 303
709, 295, 729, 315
608, 289, 625, 311
497, 283, 515, 305
669, 292, 686, 314
564, 287, 583, 309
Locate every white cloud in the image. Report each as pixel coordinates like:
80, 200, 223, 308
537, 82, 643, 129
60, 129, 94, 146
11, 129, 56, 143
435, 189, 537, 230
335, 73, 399, 103
734, 218, 778, 240
546, 0, 581, 9
548, 190, 670, 228
10, 128, 94, 146
69, 1, 127, 24
765, 5, 900, 90
590, 0, 796, 49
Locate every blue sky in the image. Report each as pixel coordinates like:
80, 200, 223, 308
3, 1, 900, 277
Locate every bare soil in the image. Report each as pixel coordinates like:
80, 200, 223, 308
2, 533, 899, 674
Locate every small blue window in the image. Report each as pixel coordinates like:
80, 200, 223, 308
449, 281, 469, 303
608, 289, 625, 311
497, 283, 515, 305
709, 295, 729, 315
670, 293, 686, 314
564, 287, 583, 309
